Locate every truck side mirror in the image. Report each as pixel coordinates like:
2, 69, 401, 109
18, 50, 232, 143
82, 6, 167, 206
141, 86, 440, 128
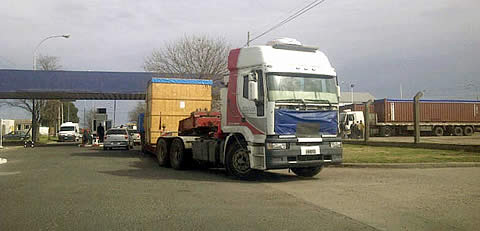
248, 81, 258, 101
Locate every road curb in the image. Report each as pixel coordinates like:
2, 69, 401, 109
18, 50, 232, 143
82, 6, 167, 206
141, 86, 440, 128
332, 162, 480, 169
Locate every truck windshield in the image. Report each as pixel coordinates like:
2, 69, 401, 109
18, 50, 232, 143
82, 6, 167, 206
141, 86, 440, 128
60, 126, 75, 131
266, 73, 338, 103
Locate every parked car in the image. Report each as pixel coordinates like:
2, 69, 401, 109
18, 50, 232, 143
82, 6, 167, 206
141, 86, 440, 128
128, 129, 141, 146
2, 130, 30, 141
103, 128, 133, 150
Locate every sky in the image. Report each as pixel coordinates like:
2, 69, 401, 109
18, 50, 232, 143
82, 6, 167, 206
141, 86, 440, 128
1, 0, 479, 124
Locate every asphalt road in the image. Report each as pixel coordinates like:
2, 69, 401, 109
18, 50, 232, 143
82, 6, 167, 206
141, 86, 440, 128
1, 145, 479, 230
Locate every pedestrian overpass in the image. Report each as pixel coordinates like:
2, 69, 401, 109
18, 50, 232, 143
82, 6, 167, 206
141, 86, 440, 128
0, 69, 202, 142
0, 69, 199, 100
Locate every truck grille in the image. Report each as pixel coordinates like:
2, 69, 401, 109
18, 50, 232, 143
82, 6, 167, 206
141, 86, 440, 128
297, 155, 322, 161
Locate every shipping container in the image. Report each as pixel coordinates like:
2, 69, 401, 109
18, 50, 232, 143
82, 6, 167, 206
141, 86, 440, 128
144, 78, 212, 145
375, 99, 480, 123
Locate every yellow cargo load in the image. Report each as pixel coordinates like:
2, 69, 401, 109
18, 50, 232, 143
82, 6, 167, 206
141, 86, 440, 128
145, 78, 212, 145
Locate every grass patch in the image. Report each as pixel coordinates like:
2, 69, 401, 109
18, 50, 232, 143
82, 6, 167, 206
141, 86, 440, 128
343, 144, 480, 163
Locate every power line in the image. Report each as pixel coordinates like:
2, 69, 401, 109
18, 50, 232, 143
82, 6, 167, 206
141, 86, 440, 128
246, 0, 328, 46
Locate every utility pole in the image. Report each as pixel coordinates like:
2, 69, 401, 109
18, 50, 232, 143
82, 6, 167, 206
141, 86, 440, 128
413, 91, 423, 144
400, 84, 403, 99
83, 100, 86, 128
67, 103, 70, 122
247, 32, 250, 47
364, 100, 373, 143
113, 100, 116, 127
0, 119, 3, 149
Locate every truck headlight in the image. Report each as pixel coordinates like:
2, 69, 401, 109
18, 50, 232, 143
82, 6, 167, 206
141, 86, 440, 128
330, 142, 342, 148
266, 143, 287, 150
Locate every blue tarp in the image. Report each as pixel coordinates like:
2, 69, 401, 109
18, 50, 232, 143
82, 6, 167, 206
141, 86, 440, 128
274, 109, 338, 135
152, 78, 213, 85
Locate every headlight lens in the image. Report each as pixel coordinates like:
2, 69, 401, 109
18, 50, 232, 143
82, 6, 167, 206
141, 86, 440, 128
266, 143, 287, 150
330, 141, 342, 148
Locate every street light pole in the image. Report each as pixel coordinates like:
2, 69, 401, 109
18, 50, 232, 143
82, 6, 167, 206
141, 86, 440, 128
33, 34, 70, 71
32, 34, 70, 143
350, 84, 355, 104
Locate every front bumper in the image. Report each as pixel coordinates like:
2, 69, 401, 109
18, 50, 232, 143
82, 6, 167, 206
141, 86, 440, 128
264, 136, 343, 169
104, 141, 129, 147
58, 135, 76, 141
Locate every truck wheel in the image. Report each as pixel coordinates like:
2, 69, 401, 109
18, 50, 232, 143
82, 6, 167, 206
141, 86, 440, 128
464, 126, 474, 136
454, 127, 464, 136
433, 126, 444, 136
384, 127, 393, 137
291, 166, 323, 177
169, 138, 187, 170
156, 139, 170, 167
225, 141, 257, 180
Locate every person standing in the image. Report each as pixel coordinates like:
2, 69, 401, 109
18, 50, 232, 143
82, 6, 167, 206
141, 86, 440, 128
358, 120, 365, 139
97, 124, 105, 143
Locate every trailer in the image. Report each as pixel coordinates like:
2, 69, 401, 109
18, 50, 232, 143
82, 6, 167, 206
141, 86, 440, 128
340, 99, 480, 136
142, 38, 343, 179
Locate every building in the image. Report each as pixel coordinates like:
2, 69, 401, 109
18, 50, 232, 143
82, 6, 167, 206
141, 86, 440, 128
339, 92, 375, 106
14, 119, 31, 131
1, 119, 15, 135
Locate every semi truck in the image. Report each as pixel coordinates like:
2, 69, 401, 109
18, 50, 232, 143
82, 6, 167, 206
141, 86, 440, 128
340, 99, 480, 137
142, 38, 343, 179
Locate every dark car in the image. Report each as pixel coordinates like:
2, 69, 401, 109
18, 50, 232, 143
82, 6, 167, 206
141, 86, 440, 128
2, 131, 30, 141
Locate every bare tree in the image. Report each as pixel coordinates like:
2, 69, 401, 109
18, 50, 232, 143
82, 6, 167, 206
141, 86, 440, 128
128, 102, 146, 122
1, 54, 62, 141
37, 54, 62, 71
84, 108, 96, 130
144, 35, 230, 110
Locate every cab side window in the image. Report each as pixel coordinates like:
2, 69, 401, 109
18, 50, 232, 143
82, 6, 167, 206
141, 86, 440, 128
243, 75, 249, 98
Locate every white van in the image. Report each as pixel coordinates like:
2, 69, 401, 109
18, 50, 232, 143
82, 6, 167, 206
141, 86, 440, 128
58, 122, 80, 142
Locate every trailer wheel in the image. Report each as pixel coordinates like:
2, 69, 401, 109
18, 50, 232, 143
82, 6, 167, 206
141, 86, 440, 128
169, 138, 187, 170
464, 126, 474, 136
225, 141, 257, 180
454, 126, 464, 136
380, 126, 393, 137
156, 138, 170, 167
291, 166, 323, 177
433, 126, 444, 136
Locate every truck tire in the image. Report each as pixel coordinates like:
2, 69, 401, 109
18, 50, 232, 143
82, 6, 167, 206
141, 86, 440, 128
156, 139, 170, 167
291, 166, 323, 177
433, 126, 444, 136
169, 138, 187, 170
225, 141, 257, 180
464, 126, 474, 136
454, 126, 464, 136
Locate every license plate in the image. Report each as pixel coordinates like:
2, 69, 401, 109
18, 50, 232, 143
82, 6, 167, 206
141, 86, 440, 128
301, 146, 320, 155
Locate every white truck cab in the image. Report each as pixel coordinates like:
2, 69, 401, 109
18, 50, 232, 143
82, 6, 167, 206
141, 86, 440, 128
221, 38, 343, 175
339, 110, 365, 132
58, 122, 80, 142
